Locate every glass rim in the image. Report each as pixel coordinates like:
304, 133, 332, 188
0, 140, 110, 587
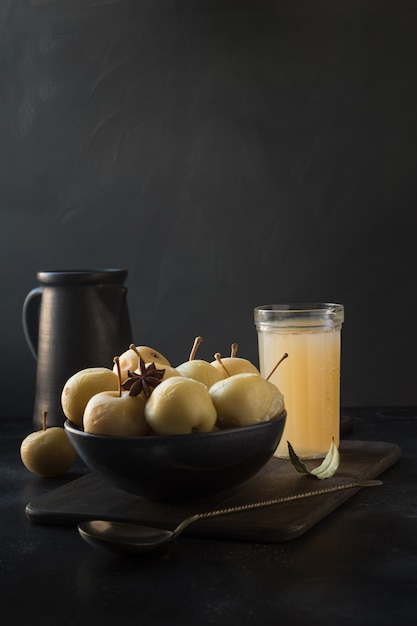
255, 302, 343, 313
254, 303, 344, 329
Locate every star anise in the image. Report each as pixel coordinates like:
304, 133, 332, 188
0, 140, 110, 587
122, 358, 165, 398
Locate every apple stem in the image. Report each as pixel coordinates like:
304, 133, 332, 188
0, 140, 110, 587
230, 343, 238, 358
214, 353, 231, 377
189, 336, 203, 360
42, 410, 47, 431
129, 343, 145, 364
266, 352, 289, 381
113, 356, 123, 397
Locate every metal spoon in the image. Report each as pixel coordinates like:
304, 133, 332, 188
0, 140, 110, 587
78, 479, 382, 554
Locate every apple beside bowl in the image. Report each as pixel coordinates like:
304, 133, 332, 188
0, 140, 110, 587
64, 411, 286, 502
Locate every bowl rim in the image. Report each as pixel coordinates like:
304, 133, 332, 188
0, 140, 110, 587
64, 410, 286, 442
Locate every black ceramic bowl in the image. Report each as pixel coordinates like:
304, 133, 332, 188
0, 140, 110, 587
64, 411, 286, 502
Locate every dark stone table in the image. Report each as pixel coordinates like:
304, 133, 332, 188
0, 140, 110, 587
2, 407, 416, 625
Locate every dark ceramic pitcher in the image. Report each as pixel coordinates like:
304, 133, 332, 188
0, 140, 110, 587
23, 269, 133, 428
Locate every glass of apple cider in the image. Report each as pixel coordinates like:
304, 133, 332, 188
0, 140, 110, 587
254, 303, 344, 459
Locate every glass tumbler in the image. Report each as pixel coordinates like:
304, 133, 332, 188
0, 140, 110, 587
254, 303, 344, 459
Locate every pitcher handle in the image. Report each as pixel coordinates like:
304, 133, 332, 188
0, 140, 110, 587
22, 287, 42, 360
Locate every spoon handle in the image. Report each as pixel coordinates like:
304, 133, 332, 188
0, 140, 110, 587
172, 479, 382, 537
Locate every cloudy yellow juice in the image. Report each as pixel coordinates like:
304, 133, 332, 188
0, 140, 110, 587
255, 303, 344, 459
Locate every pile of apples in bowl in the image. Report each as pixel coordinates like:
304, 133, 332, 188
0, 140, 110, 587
63, 337, 287, 502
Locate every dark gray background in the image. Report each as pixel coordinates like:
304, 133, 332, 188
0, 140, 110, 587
1, 0, 416, 421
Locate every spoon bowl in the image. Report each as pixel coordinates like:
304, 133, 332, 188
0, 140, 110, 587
78, 520, 175, 554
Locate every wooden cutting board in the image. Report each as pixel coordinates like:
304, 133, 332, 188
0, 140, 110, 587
25, 440, 400, 542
